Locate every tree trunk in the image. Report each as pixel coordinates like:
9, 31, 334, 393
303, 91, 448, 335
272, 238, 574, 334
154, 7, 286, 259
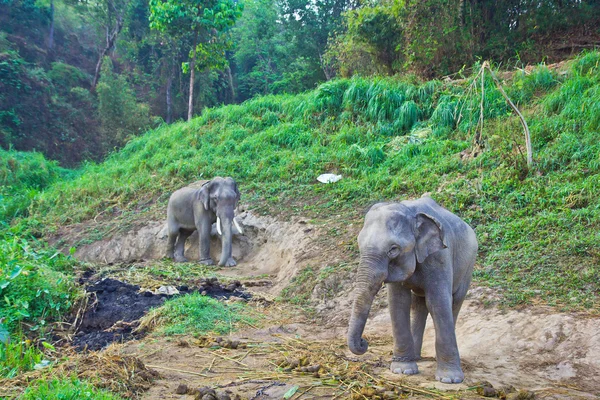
166, 73, 173, 124
48, 0, 55, 50
187, 31, 198, 121
92, 3, 125, 90
226, 64, 235, 102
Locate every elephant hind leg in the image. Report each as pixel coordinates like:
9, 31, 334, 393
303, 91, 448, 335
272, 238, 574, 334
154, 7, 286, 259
174, 229, 193, 262
411, 293, 428, 359
166, 224, 179, 259
451, 280, 470, 326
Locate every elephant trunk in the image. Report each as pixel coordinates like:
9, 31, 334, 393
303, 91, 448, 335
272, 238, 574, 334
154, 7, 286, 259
218, 215, 233, 266
347, 252, 388, 355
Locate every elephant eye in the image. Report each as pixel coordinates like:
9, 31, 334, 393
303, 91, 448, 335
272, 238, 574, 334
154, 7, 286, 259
388, 245, 402, 258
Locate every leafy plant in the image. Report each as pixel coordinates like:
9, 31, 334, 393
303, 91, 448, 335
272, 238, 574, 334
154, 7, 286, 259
21, 377, 125, 400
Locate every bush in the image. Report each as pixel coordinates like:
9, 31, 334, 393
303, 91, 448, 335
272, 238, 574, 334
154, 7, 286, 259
0, 149, 67, 222
97, 58, 153, 149
0, 230, 80, 332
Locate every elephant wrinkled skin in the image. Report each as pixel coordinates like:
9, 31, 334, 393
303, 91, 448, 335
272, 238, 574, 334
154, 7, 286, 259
347, 196, 477, 384
165, 177, 243, 267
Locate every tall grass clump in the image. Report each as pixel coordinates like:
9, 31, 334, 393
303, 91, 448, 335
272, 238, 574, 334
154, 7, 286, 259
510, 65, 559, 104
0, 337, 46, 378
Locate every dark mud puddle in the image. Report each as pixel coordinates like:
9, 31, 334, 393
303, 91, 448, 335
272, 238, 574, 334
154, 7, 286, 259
73, 277, 250, 351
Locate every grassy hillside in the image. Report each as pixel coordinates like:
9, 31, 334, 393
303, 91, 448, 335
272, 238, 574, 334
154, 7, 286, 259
27, 51, 600, 311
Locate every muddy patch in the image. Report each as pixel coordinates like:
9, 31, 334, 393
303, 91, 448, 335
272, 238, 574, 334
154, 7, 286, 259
73, 277, 251, 351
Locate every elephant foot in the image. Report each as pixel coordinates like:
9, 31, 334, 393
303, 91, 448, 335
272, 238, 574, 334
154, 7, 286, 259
435, 364, 464, 384
219, 258, 237, 267
174, 255, 188, 263
199, 258, 215, 266
165, 251, 174, 259
390, 360, 419, 375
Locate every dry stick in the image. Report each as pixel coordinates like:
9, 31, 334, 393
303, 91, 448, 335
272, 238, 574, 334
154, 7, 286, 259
475, 61, 486, 147
359, 371, 450, 399
207, 357, 216, 372
484, 64, 533, 167
146, 364, 209, 377
211, 351, 249, 367
237, 349, 253, 362
339, 379, 367, 400
289, 386, 313, 400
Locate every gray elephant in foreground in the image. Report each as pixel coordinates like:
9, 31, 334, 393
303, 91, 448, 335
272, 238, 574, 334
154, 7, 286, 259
347, 196, 477, 384
165, 177, 244, 267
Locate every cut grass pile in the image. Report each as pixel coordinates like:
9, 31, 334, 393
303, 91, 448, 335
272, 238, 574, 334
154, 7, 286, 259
140, 293, 258, 336
11, 50, 600, 312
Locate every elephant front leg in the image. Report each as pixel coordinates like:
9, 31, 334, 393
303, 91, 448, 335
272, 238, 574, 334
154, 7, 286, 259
411, 293, 429, 360
426, 288, 464, 384
197, 216, 214, 266
388, 282, 419, 375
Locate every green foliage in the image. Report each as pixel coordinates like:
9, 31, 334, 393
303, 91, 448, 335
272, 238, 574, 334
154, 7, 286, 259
0, 335, 45, 379
47, 62, 90, 90
510, 65, 559, 104
150, 293, 257, 336
21, 377, 125, 400
0, 149, 68, 222
97, 59, 154, 148
0, 229, 80, 332
149, 0, 243, 72
328, 3, 403, 77
328, 0, 600, 77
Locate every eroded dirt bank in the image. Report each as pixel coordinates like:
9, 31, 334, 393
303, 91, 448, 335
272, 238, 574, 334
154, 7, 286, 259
59, 209, 600, 398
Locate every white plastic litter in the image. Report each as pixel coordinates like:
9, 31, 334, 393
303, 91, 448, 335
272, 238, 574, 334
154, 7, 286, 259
156, 285, 180, 295
317, 173, 342, 184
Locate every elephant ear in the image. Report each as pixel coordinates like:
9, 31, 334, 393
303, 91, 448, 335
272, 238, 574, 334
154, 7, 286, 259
198, 180, 212, 211
233, 180, 241, 202
414, 212, 447, 263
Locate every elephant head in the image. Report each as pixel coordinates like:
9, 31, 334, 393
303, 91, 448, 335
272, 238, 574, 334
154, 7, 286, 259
347, 203, 447, 355
198, 177, 243, 266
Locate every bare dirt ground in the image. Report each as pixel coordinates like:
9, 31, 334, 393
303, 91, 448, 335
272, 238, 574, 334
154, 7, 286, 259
54, 204, 600, 399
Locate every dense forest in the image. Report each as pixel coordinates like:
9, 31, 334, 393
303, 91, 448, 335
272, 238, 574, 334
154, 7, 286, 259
1, 0, 599, 165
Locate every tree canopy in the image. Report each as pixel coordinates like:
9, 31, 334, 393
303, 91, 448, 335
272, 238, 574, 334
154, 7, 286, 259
1, 0, 598, 164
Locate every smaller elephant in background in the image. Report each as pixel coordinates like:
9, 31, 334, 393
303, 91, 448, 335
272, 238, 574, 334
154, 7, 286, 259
165, 177, 244, 267
347, 196, 477, 384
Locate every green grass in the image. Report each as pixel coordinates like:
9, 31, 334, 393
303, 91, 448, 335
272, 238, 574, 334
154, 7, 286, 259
0, 229, 80, 332
0, 337, 46, 379
0, 149, 73, 223
20, 376, 125, 400
15, 50, 600, 312
147, 293, 257, 336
